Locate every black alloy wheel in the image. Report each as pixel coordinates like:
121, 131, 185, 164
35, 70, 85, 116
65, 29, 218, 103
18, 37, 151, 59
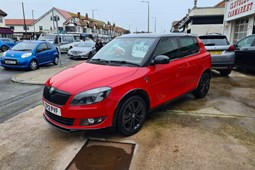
193, 72, 210, 98
117, 96, 147, 136
1, 45, 8, 52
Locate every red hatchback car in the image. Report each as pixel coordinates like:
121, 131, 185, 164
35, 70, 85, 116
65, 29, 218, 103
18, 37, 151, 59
43, 34, 211, 136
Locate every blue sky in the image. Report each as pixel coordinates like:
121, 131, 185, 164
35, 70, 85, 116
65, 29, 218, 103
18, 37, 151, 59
2, 0, 222, 33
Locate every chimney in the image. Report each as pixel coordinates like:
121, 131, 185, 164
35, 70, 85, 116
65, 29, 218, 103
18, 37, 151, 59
194, 0, 197, 8
77, 12, 80, 19
85, 13, 88, 20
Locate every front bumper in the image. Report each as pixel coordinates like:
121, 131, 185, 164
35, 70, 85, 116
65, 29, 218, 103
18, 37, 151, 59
42, 98, 116, 131
1, 57, 30, 68
68, 53, 89, 59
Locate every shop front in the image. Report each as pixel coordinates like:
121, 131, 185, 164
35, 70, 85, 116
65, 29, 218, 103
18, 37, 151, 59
224, 0, 255, 44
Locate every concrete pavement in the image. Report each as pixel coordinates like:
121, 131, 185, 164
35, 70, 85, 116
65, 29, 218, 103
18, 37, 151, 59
1, 62, 255, 169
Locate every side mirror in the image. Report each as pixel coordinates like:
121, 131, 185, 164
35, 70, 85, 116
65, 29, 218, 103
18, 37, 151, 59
152, 55, 170, 65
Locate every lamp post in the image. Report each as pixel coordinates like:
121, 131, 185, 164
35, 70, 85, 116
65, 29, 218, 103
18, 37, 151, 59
92, 9, 98, 19
22, 2, 27, 35
32, 10, 35, 39
51, 15, 62, 66
141, 1, 150, 33
152, 17, 156, 33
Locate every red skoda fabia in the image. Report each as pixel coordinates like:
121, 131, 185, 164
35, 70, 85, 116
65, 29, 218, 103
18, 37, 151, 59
43, 34, 211, 136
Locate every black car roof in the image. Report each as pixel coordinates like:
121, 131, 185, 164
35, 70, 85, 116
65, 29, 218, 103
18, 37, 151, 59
119, 33, 198, 38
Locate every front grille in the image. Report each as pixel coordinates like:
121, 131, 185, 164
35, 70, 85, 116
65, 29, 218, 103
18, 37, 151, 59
71, 51, 82, 55
45, 110, 74, 126
43, 86, 71, 106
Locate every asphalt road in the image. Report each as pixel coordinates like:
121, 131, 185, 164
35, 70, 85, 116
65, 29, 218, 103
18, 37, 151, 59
0, 53, 70, 123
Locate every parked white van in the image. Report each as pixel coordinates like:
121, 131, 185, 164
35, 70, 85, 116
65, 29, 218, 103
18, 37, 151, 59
38, 34, 80, 53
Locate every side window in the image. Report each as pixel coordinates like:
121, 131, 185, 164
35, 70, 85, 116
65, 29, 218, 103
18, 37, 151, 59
154, 37, 179, 60
237, 36, 255, 48
46, 42, 53, 50
179, 37, 199, 57
37, 43, 48, 53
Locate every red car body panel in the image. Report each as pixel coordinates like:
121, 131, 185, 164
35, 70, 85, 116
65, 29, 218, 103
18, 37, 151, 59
43, 36, 211, 131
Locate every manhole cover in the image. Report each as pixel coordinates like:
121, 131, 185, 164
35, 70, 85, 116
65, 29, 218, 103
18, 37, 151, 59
66, 140, 136, 170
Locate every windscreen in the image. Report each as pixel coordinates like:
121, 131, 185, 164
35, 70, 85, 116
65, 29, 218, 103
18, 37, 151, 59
91, 37, 155, 65
200, 36, 229, 46
11, 42, 37, 51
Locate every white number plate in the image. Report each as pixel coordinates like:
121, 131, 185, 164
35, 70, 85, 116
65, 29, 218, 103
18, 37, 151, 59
5, 60, 17, 64
44, 101, 61, 116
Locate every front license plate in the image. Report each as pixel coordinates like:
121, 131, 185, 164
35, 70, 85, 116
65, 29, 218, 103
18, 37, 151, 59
44, 101, 61, 116
209, 51, 222, 55
5, 60, 17, 64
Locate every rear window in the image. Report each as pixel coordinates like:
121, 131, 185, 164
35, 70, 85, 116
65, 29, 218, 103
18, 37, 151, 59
199, 36, 229, 46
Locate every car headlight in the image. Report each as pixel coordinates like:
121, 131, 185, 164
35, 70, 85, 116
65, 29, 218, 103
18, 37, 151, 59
21, 53, 32, 58
2, 52, 6, 57
71, 87, 111, 105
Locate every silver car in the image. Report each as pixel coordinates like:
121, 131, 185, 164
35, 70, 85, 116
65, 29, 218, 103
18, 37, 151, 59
68, 41, 96, 59
199, 34, 235, 76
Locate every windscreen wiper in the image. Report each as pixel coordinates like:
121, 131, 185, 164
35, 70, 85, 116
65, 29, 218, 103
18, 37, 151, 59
107, 60, 140, 66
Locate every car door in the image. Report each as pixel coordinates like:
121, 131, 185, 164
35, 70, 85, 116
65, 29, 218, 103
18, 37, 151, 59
46, 42, 56, 62
36, 43, 49, 64
146, 37, 184, 106
178, 36, 203, 92
235, 35, 255, 69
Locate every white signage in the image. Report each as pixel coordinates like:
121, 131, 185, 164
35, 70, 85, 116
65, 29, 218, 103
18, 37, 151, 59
225, 0, 255, 21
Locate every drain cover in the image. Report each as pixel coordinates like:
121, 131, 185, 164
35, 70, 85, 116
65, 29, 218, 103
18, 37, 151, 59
66, 140, 135, 170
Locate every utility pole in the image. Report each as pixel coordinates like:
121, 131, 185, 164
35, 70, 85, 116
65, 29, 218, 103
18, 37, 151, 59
141, 1, 150, 33
52, 10, 55, 32
32, 10, 35, 39
22, 2, 27, 37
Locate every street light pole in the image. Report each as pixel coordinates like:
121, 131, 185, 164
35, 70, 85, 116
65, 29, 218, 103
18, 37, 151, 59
152, 17, 156, 33
92, 9, 98, 19
141, 1, 150, 33
53, 15, 62, 67
22, 2, 27, 35
32, 10, 35, 39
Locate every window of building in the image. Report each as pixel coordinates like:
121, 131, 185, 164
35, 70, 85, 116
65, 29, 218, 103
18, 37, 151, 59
234, 18, 249, 43
10, 26, 15, 30
0, 18, 3, 23
39, 26, 43, 31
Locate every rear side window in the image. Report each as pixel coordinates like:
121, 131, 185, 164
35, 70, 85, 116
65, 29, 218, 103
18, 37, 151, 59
199, 36, 229, 46
154, 37, 179, 60
179, 37, 200, 57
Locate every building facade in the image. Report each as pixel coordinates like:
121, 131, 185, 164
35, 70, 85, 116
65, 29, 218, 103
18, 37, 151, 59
173, 1, 225, 35
0, 9, 13, 38
5, 7, 127, 40
223, 0, 255, 44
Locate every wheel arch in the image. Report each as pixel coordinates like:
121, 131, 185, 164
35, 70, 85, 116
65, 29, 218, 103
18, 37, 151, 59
112, 88, 150, 128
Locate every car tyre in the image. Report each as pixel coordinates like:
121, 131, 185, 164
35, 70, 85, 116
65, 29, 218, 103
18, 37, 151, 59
29, 60, 38, 71
219, 69, 232, 77
53, 56, 59, 65
193, 72, 210, 98
117, 96, 147, 136
1, 45, 8, 52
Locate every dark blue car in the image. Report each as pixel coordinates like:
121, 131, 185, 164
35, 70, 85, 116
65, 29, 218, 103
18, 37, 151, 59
0, 38, 17, 52
1, 41, 59, 70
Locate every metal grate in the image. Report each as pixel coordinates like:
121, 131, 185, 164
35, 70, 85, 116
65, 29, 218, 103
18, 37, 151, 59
45, 110, 74, 126
43, 86, 70, 106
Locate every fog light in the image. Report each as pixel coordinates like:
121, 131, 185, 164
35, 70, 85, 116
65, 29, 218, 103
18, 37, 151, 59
88, 118, 95, 124
80, 117, 106, 126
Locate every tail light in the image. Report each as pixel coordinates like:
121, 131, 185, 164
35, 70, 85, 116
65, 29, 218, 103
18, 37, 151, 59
227, 45, 235, 51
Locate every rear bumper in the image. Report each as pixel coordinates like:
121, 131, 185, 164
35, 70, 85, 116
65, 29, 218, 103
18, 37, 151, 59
211, 52, 235, 69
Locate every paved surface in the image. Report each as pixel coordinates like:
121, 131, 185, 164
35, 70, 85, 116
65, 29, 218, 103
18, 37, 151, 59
0, 68, 255, 169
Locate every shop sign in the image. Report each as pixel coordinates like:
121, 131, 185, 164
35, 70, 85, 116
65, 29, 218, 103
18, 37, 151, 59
225, 0, 255, 21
